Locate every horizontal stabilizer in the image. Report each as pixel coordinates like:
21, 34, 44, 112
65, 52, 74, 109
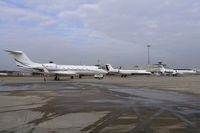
4, 50, 23, 54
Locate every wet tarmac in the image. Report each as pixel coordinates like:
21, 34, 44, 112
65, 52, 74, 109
0, 82, 200, 133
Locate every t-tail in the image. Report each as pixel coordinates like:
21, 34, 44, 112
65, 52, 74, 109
105, 64, 114, 71
4, 50, 48, 73
5, 50, 36, 68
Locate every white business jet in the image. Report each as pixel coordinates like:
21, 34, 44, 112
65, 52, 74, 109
105, 64, 151, 77
159, 65, 177, 76
5, 50, 107, 80
151, 63, 177, 76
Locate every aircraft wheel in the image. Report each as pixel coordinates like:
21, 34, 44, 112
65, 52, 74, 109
54, 75, 60, 80
54, 76, 57, 80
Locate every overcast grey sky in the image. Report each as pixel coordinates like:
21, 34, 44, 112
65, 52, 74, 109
1, 0, 200, 70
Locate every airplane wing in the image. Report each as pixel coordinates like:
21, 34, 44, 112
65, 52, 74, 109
50, 71, 77, 75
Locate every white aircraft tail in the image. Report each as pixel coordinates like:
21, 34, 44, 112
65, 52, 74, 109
5, 50, 35, 67
105, 64, 115, 71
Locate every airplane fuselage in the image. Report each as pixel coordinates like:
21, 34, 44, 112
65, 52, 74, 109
105, 64, 151, 76
18, 63, 107, 75
119, 69, 151, 75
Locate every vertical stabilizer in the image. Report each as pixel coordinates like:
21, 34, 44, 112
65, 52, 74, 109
5, 50, 35, 67
105, 64, 115, 71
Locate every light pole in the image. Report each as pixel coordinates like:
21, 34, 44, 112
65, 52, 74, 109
147, 45, 151, 71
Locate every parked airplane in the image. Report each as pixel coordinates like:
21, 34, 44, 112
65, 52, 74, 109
151, 63, 177, 76
152, 66, 197, 76
159, 65, 177, 76
105, 64, 151, 77
174, 69, 197, 75
5, 50, 107, 80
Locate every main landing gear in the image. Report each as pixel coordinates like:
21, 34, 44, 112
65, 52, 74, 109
54, 75, 75, 80
121, 75, 127, 78
54, 74, 60, 81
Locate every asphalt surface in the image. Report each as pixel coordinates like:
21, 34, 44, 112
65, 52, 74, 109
0, 80, 200, 133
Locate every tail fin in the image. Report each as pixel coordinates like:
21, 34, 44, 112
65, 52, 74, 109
105, 64, 115, 71
5, 50, 35, 67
